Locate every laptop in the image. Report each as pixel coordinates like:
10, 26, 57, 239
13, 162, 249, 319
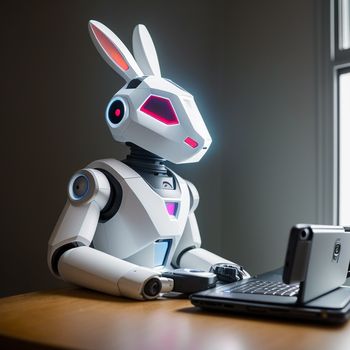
191, 225, 350, 323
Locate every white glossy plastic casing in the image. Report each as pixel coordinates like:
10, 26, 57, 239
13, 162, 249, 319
90, 159, 190, 267
107, 78, 211, 164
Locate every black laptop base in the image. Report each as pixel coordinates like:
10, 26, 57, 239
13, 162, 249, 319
190, 269, 350, 324
190, 293, 350, 324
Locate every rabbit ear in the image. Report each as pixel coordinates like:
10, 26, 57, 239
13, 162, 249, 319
89, 20, 143, 81
132, 24, 161, 77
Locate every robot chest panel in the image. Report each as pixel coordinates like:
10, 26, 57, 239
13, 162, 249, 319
93, 163, 190, 266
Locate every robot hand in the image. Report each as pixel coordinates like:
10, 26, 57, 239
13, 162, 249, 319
210, 263, 250, 284
115, 264, 174, 299
176, 247, 250, 283
143, 276, 174, 298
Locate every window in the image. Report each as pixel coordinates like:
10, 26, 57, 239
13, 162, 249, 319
339, 0, 350, 50
334, 0, 350, 224
318, 1, 350, 224
338, 69, 350, 224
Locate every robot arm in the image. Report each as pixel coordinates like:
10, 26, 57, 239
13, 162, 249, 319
172, 181, 250, 279
48, 168, 173, 300
172, 212, 234, 271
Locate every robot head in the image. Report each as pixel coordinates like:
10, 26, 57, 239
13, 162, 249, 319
89, 20, 212, 164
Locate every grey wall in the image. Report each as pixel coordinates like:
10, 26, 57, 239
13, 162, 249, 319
219, 1, 320, 274
0, 0, 322, 296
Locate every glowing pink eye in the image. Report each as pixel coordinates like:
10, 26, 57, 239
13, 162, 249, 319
115, 109, 121, 117
184, 137, 198, 148
140, 95, 179, 125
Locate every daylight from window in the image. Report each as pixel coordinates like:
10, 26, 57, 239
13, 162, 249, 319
339, 71, 350, 224
340, 0, 350, 49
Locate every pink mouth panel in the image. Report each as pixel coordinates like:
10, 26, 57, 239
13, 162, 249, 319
184, 137, 198, 148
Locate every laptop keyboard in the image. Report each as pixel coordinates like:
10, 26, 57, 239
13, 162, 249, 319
223, 280, 300, 297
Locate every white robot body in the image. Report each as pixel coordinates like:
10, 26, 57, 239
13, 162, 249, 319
48, 20, 248, 300
47, 159, 227, 300
90, 158, 191, 269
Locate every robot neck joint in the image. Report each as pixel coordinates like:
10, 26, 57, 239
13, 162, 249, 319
123, 143, 167, 175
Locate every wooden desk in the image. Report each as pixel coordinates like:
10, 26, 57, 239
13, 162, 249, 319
1, 288, 350, 350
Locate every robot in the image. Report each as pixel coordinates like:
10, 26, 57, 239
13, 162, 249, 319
48, 20, 249, 300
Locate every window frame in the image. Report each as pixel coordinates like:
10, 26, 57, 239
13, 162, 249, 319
335, 0, 350, 53
317, 0, 350, 224
337, 66, 350, 224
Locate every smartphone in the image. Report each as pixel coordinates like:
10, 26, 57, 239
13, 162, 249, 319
283, 224, 350, 303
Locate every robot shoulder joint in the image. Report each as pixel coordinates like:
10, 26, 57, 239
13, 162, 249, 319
68, 168, 111, 210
